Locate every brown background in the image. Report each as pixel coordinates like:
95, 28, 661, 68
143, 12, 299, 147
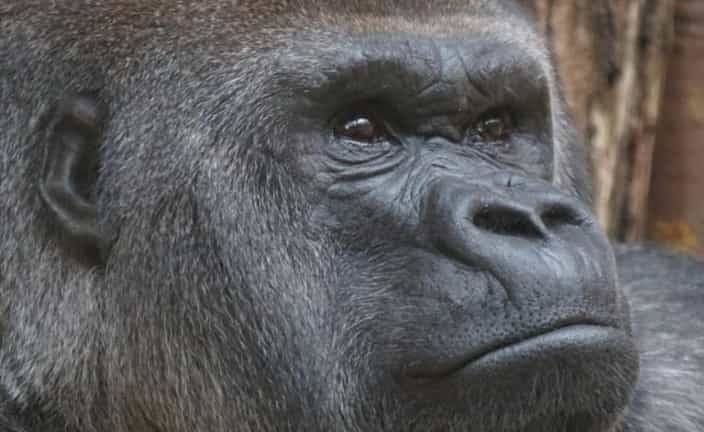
532, 0, 704, 256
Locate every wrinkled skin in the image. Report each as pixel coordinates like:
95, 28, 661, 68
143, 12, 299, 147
0, 1, 701, 432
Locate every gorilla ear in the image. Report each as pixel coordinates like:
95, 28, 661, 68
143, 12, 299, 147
40, 93, 105, 255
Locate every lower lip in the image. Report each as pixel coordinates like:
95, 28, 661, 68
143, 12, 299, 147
408, 324, 623, 381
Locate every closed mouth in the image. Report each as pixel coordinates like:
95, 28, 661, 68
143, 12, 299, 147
406, 322, 618, 381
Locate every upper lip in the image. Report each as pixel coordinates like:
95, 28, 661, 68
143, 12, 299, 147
405, 319, 615, 381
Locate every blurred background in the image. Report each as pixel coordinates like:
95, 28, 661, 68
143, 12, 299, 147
531, 0, 703, 256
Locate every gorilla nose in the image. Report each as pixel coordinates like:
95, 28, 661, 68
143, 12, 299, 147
422, 177, 614, 304
471, 199, 585, 240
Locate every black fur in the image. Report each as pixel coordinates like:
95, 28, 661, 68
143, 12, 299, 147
0, 1, 701, 431
617, 246, 704, 432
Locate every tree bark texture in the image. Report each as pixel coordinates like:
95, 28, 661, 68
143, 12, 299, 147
532, 1, 694, 250
647, 0, 704, 256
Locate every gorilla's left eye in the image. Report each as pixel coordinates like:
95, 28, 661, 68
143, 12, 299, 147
475, 110, 514, 142
334, 115, 388, 145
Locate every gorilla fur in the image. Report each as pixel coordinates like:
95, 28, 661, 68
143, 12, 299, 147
0, 1, 702, 431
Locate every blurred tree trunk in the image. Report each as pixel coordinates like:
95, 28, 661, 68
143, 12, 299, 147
532, 0, 675, 242
647, 0, 704, 256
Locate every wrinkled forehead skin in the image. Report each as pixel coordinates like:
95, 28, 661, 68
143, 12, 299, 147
308, 0, 550, 82
225, 0, 553, 121
271, 0, 553, 117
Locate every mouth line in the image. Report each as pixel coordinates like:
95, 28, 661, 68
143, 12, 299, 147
406, 321, 617, 381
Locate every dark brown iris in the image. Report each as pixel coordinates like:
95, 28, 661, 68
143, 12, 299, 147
335, 116, 383, 144
476, 112, 512, 142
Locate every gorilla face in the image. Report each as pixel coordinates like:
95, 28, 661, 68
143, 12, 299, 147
1, 1, 639, 432
281, 15, 638, 432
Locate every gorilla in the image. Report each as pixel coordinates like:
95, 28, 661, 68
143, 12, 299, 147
0, 1, 702, 431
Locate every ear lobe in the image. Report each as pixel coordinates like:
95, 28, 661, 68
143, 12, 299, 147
40, 93, 105, 255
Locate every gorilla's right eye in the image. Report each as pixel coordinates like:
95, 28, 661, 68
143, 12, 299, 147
334, 115, 388, 145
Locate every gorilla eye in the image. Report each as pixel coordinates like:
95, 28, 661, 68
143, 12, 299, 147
334, 115, 387, 145
475, 111, 513, 142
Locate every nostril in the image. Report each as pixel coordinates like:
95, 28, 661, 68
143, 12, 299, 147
540, 203, 585, 228
472, 205, 545, 239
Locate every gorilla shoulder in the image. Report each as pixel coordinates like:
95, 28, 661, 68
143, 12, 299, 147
617, 246, 704, 432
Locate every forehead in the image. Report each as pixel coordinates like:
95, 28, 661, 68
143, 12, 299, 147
244, 1, 552, 108
231, 0, 533, 31
286, 0, 533, 29
292, 0, 528, 15
247, 0, 539, 50
83, 1, 539, 56
273, 0, 546, 67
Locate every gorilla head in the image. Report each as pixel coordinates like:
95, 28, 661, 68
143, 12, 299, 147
0, 1, 642, 432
